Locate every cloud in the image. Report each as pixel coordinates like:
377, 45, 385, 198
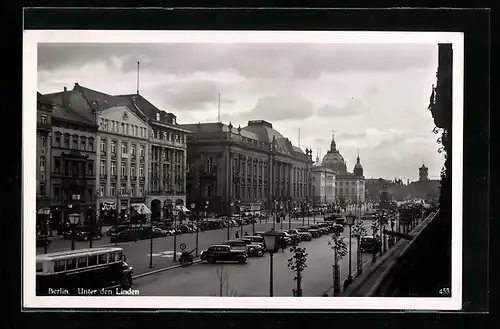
317, 98, 365, 117
38, 43, 437, 80
159, 80, 221, 111
337, 131, 367, 140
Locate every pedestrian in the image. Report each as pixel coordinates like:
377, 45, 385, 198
244, 231, 249, 236
235, 231, 239, 239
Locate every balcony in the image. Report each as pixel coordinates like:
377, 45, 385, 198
110, 175, 117, 180
99, 174, 107, 180
37, 122, 51, 132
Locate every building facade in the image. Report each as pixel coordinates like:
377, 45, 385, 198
180, 120, 313, 214
310, 157, 336, 207
321, 132, 366, 204
118, 94, 190, 223
43, 96, 98, 232
37, 93, 53, 211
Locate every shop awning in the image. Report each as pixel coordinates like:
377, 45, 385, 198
37, 208, 51, 215
175, 205, 190, 213
131, 203, 152, 215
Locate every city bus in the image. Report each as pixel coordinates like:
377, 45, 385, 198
36, 247, 134, 296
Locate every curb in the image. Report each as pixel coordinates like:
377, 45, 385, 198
133, 259, 202, 279
321, 258, 373, 296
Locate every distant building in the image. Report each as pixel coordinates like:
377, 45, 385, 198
419, 164, 429, 181
310, 155, 336, 207
179, 120, 314, 214
321, 132, 365, 204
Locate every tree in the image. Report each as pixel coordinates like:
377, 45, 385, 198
211, 266, 237, 297
287, 244, 308, 297
328, 226, 348, 295
352, 218, 367, 276
371, 217, 380, 262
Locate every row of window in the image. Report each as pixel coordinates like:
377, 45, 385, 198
51, 158, 94, 176
53, 133, 95, 152
99, 183, 145, 197
49, 251, 123, 273
52, 186, 96, 203
100, 118, 148, 139
151, 147, 184, 164
100, 139, 145, 157
151, 129, 186, 144
100, 160, 145, 177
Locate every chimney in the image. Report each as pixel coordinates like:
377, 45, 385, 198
62, 86, 69, 108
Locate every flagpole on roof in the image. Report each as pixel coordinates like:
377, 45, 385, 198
136, 61, 140, 95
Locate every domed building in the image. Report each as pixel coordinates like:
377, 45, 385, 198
321, 132, 366, 204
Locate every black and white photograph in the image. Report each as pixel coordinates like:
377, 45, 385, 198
23, 30, 463, 310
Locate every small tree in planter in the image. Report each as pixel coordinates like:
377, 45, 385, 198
328, 226, 348, 295
287, 244, 308, 297
352, 218, 368, 276
211, 266, 237, 297
371, 217, 380, 263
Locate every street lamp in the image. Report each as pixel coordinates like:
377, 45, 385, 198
68, 213, 80, 251
229, 202, 234, 240
345, 213, 356, 285
263, 228, 279, 297
191, 203, 198, 256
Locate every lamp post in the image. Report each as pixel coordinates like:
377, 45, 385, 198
239, 201, 243, 237
191, 203, 198, 256
173, 206, 178, 263
345, 213, 356, 285
68, 213, 79, 251
263, 229, 279, 297
228, 202, 234, 240
288, 200, 292, 230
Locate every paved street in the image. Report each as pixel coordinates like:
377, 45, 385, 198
36, 207, 383, 277
132, 219, 374, 296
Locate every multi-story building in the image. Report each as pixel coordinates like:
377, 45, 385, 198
180, 120, 314, 214
321, 132, 366, 204
36, 92, 53, 228
43, 89, 98, 232
310, 156, 336, 207
117, 94, 190, 223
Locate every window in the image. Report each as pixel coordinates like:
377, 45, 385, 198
64, 135, 70, 148
116, 251, 122, 260
80, 137, 86, 151
139, 185, 144, 196
100, 139, 107, 152
39, 183, 45, 197
121, 163, 126, 176
87, 161, 94, 175
88, 138, 94, 151
139, 164, 144, 177
40, 114, 47, 124
54, 260, 65, 272
72, 137, 78, 149
131, 144, 136, 156
131, 184, 136, 195
88, 255, 97, 266
41, 136, 47, 146
98, 254, 107, 264
66, 258, 76, 270
120, 184, 126, 196
99, 185, 104, 196
352, 188, 355, 194
111, 161, 116, 175
139, 145, 145, 157
100, 160, 106, 176
345, 188, 349, 194
110, 183, 116, 196
121, 142, 127, 154
55, 136, 61, 148
121, 123, 125, 133
77, 257, 87, 268
206, 157, 213, 173
54, 186, 60, 200
130, 164, 136, 177
111, 141, 117, 154
109, 253, 115, 262
40, 156, 45, 171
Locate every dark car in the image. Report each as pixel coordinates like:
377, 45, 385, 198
290, 229, 312, 241
109, 228, 143, 243
335, 216, 347, 226
360, 236, 378, 252
106, 225, 130, 236
234, 238, 266, 257
200, 245, 248, 264
76, 227, 103, 241
242, 235, 265, 248
283, 230, 301, 244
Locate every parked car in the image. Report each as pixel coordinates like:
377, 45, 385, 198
283, 230, 301, 244
360, 236, 378, 252
106, 225, 130, 236
151, 226, 168, 237
290, 229, 312, 241
110, 229, 138, 243
335, 216, 347, 226
242, 235, 265, 248
235, 238, 265, 257
200, 245, 248, 264
75, 227, 103, 241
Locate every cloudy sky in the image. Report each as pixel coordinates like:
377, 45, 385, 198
37, 42, 443, 181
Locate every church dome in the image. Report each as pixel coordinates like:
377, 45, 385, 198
321, 132, 347, 174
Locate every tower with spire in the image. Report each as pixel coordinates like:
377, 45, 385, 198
419, 164, 429, 181
353, 150, 364, 177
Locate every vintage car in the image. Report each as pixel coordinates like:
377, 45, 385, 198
200, 245, 248, 264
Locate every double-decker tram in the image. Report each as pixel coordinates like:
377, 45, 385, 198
36, 247, 134, 296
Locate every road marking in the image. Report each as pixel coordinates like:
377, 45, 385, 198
147, 251, 183, 258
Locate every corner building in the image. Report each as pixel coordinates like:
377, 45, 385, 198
180, 120, 314, 214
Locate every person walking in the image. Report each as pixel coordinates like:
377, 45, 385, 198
244, 231, 249, 236
235, 231, 239, 239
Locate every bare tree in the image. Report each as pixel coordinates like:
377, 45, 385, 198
328, 226, 348, 295
287, 244, 308, 297
211, 266, 237, 297
352, 218, 368, 276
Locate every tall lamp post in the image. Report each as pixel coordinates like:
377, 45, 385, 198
263, 229, 279, 297
239, 201, 243, 237
228, 202, 234, 240
191, 202, 198, 256
345, 213, 356, 285
68, 213, 79, 251
172, 206, 178, 263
